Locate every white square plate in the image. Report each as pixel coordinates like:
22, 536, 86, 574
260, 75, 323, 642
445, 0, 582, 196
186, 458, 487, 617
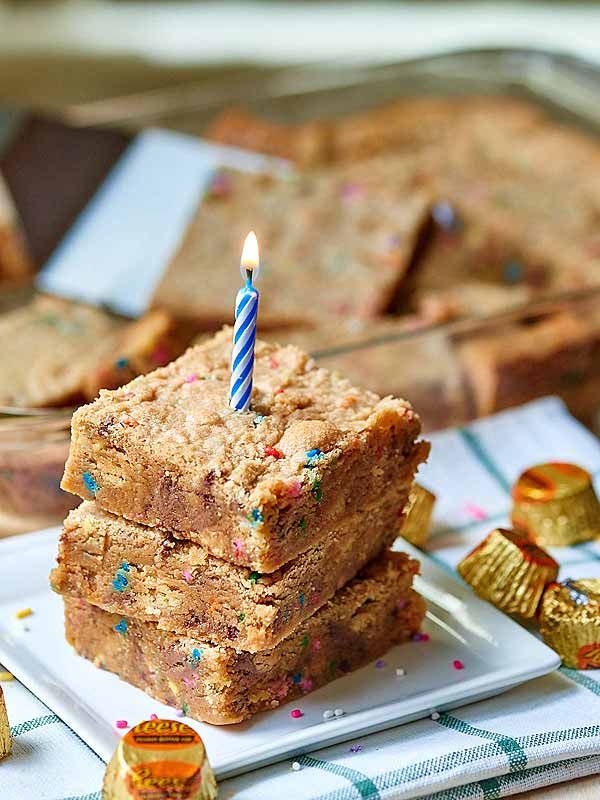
0, 527, 559, 780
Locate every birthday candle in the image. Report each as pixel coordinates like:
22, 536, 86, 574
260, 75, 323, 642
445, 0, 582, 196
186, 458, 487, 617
230, 231, 260, 411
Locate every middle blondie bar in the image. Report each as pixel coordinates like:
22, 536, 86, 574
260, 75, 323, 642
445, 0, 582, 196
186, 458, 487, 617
61, 328, 428, 572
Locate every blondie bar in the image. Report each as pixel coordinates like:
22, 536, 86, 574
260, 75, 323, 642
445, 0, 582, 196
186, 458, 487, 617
52, 497, 401, 651
64, 551, 425, 724
152, 158, 430, 328
61, 329, 428, 571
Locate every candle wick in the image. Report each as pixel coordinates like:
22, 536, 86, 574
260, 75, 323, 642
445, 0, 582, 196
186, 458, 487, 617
245, 269, 253, 287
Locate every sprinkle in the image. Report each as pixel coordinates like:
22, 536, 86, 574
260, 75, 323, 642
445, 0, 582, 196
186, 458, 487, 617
190, 648, 203, 668
185, 373, 198, 384
274, 387, 285, 396
250, 508, 263, 526
453, 659, 465, 670
464, 502, 487, 521
115, 358, 129, 369
311, 479, 323, 502
112, 574, 128, 592
116, 720, 128, 729
269, 356, 280, 369
292, 672, 302, 684
182, 703, 189, 716
249, 571, 262, 585
233, 539, 244, 558
300, 678, 314, 692
412, 632, 429, 642
299, 594, 305, 608
375, 659, 385, 669
396, 668, 406, 678
430, 711, 440, 721
300, 634, 309, 648
208, 172, 231, 196
253, 415, 266, 426
323, 709, 335, 720
83, 471, 98, 494
290, 709, 303, 719
114, 619, 128, 636
121, 561, 130, 573
349, 745, 363, 753
183, 570, 193, 583
503, 260, 523, 284
150, 714, 158, 720
340, 182, 366, 201
313, 639, 321, 652
15, 608, 32, 620
0, 671, 14, 681
151, 345, 171, 366
288, 480, 303, 498
264, 446, 283, 460
299, 517, 307, 530
334, 708, 345, 717
176, 709, 185, 717
291, 761, 302, 771
397, 599, 408, 610
432, 201, 459, 231
305, 448, 323, 467
238, 613, 245, 622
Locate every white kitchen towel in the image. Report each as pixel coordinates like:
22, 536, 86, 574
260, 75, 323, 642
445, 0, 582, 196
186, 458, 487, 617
3, 396, 600, 799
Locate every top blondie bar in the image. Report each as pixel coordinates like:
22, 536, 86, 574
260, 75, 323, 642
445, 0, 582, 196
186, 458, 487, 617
62, 328, 428, 572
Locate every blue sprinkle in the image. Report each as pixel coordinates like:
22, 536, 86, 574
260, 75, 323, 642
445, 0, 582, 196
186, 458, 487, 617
432, 201, 460, 231
253, 415, 266, 426
305, 449, 324, 467
190, 648, 203, 669
299, 593, 305, 608
292, 672, 302, 684
115, 358, 129, 369
82, 472, 98, 494
503, 260, 523, 284
121, 561, 130, 573
250, 508, 263, 526
112, 573, 128, 592
306, 449, 322, 458
114, 619, 128, 635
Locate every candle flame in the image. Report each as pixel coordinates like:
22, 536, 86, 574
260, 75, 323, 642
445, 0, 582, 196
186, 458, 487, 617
241, 231, 259, 279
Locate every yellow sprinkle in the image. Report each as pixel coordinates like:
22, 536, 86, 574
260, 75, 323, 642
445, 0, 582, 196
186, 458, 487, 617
15, 608, 33, 620
0, 672, 14, 681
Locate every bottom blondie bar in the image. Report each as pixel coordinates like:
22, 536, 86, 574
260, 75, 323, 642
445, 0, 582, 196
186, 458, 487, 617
64, 552, 425, 725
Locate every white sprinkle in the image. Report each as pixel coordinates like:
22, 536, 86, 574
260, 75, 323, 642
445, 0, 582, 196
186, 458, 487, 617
396, 668, 406, 678
292, 761, 302, 771
323, 709, 335, 720
334, 708, 345, 717
430, 711, 440, 721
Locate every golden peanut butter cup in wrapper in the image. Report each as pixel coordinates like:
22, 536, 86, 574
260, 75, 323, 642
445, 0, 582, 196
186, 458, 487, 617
457, 528, 559, 618
400, 484, 436, 548
540, 579, 600, 669
511, 462, 600, 547
102, 719, 217, 800
0, 685, 11, 759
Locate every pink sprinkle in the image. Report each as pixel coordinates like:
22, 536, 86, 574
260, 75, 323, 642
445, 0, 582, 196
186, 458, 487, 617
341, 182, 366, 201
313, 639, 321, 652
150, 714, 158, 720
151, 345, 170, 365
269, 356, 280, 369
176, 709, 185, 717
453, 660, 465, 670
300, 678, 314, 692
412, 632, 430, 642
397, 599, 408, 610
311, 592, 321, 607
116, 720, 128, 729
233, 539, 244, 558
375, 659, 385, 669
287, 480, 303, 498
183, 570, 193, 583
464, 502, 487, 521
185, 374, 197, 384
290, 709, 303, 719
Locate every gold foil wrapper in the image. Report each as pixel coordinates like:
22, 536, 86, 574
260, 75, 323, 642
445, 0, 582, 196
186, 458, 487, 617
540, 579, 600, 669
457, 528, 559, 618
0, 686, 11, 759
102, 719, 218, 800
511, 462, 600, 547
400, 484, 436, 548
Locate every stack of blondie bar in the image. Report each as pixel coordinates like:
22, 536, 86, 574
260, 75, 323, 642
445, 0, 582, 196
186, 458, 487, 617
51, 328, 428, 724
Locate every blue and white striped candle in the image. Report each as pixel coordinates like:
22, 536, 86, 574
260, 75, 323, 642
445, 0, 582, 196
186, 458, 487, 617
230, 231, 260, 411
